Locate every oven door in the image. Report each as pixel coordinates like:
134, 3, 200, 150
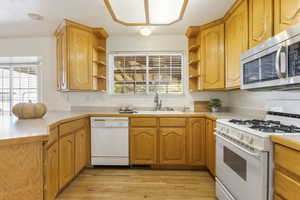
216, 134, 269, 200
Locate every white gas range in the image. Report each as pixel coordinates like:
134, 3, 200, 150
215, 112, 300, 200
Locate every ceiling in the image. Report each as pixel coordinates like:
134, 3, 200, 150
0, 0, 235, 38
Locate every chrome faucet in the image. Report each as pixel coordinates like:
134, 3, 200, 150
154, 92, 162, 111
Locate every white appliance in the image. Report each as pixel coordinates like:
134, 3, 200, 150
215, 108, 300, 200
91, 117, 129, 166
240, 23, 300, 90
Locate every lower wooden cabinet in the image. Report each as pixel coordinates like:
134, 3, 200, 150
45, 142, 59, 200
59, 133, 75, 189
130, 128, 157, 164
206, 119, 216, 176
159, 128, 186, 165
75, 127, 88, 174
187, 118, 206, 166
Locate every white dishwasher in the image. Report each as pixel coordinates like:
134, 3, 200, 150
91, 117, 129, 166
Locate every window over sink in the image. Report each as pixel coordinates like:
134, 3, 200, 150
0, 57, 41, 113
109, 52, 184, 95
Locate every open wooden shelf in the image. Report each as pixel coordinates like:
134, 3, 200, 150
94, 46, 106, 52
93, 75, 106, 79
189, 44, 200, 52
93, 60, 106, 66
189, 59, 200, 66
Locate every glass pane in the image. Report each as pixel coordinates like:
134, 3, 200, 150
243, 59, 259, 84
224, 146, 247, 181
261, 52, 278, 81
288, 41, 300, 77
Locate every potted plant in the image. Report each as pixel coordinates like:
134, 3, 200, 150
208, 98, 222, 112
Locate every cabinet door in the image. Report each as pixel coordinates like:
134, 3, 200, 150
249, 0, 273, 47
159, 128, 186, 165
206, 119, 216, 176
225, 0, 248, 88
130, 128, 157, 165
75, 127, 88, 174
59, 134, 75, 189
274, 0, 300, 34
187, 118, 206, 166
201, 23, 225, 90
45, 142, 59, 200
56, 27, 68, 90
69, 26, 92, 90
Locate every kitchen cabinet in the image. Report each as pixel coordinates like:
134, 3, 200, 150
200, 23, 225, 90
130, 128, 157, 165
272, 141, 300, 199
75, 126, 88, 174
45, 142, 59, 200
274, 0, 300, 34
59, 133, 75, 189
206, 119, 216, 176
55, 19, 108, 91
159, 128, 186, 165
225, 0, 248, 89
68, 26, 92, 90
187, 118, 206, 166
249, 0, 273, 47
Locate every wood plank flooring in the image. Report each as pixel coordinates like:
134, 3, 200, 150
56, 168, 216, 200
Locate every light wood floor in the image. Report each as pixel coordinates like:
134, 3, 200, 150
56, 168, 216, 200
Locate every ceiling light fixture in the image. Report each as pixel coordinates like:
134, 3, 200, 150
140, 27, 152, 36
103, 0, 188, 26
28, 13, 44, 21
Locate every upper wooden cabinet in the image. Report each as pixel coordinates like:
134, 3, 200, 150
200, 23, 225, 90
187, 118, 206, 166
274, 0, 300, 34
225, 0, 248, 89
249, 0, 273, 47
55, 19, 108, 91
130, 128, 157, 165
159, 128, 186, 165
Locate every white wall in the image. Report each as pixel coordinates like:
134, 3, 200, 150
0, 35, 229, 111
0, 37, 71, 111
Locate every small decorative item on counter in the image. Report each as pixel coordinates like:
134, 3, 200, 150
12, 100, 47, 119
208, 98, 222, 112
119, 105, 136, 114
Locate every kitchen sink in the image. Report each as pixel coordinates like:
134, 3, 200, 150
136, 111, 184, 114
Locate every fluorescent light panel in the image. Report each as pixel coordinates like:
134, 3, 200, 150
148, 0, 184, 24
109, 0, 146, 23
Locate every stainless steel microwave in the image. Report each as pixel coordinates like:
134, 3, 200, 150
241, 23, 300, 90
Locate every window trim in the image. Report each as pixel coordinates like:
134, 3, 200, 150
108, 51, 186, 96
0, 57, 42, 113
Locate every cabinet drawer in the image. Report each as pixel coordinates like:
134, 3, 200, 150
131, 118, 157, 127
159, 118, 186, 127
275, 144, 300, 178
274, 170, 300, 200
59, 119, 86, 137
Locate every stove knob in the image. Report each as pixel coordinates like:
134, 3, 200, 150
239, 134, 244, 140
248, 137, 254, 145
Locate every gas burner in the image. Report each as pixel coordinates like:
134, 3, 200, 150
229, 119, 300, 133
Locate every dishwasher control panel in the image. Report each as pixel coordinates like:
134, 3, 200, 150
91, 117, 129, 128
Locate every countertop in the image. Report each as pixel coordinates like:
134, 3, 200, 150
271, 135, 300, 152
0, 111, 256, 146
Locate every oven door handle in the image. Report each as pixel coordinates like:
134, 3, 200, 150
215, 132, 261, 159
275, 46, 287, 79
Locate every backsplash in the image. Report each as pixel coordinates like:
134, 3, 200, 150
228, 90, 300, 113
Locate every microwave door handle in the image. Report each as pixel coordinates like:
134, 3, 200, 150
280, 47, 287, 77
275, 46, 287, 79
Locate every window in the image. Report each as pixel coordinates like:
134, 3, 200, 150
0, 57, 40, 113
110, 52, 184, 95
